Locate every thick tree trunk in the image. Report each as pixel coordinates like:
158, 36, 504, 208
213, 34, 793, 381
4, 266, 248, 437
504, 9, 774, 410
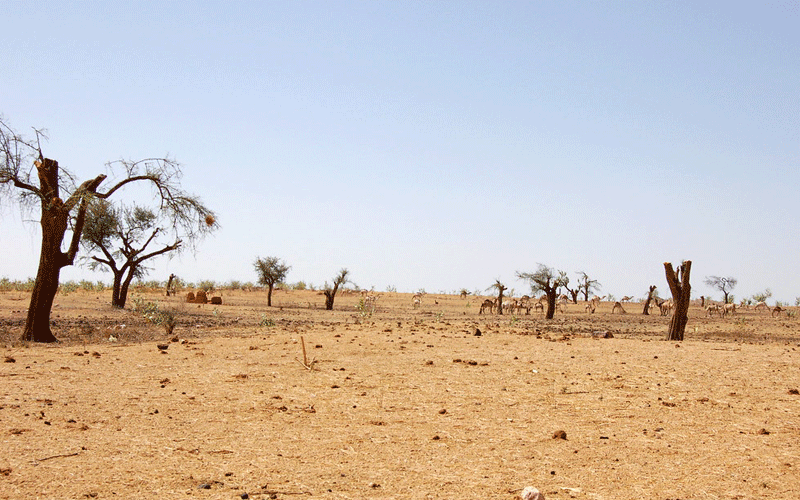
497, 290, 504, 315
642, 285, 656, 315
267, 284, 274, 307
118, 271, 135, 308
111, 268, 136, 309
665, 261, 692, 341
568, 289, 579, 304
545, 290, 557, 319
23, 252, 62, 343
111, 271, 125, 308
23, 159, 69, 343
324, 284, 339, 310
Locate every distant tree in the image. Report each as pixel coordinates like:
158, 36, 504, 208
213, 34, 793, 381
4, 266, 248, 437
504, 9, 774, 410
704, 276, 737, 304
82, 199, 216, 308
0, 116, 213, 342
253, 256, 291, 307
642, 285, 657, 315
166, 274, 177, 296
488, 280, 507, 315
576, 272, 601, 301
665, 261, 692, 341
517, 265, 569, 319
752, 289, 772, 303
323, 268, 350, 310
562, 277, 579, 303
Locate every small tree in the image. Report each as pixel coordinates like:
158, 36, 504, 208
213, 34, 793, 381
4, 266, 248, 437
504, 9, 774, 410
1, 117, 212, 342
517, 265, 569, 319
563, 277, 580, 304
704, 276, 737, 304
665, 261, 692, 341
323, 268, 349, 310
488, 280, 507, 315
253, 256, 291, 307
576, 271, 601, 302
642, 285, 657, 315
82, 199, 216, 308
752, 289, 772, 303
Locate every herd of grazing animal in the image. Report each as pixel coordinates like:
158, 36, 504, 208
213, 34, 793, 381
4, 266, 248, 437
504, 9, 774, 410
467, 293, 790, 319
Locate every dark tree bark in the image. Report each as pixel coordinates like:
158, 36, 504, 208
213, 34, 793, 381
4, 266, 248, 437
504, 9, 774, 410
665, 261, 692, 341
324, 269, 349, 311
22, 160, 105, 342
166, 274, 176, 296
565, 286, 580, 304
494, 281, 507, 315
642, 285, 657, 315
323, 285, 339, 310
544, 289, 558, 319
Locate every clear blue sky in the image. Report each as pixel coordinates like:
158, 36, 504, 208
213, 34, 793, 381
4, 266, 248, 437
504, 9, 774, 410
1, 2, 798, 303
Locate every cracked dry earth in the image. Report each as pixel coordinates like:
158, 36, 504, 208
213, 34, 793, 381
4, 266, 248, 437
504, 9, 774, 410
1, 289, 799, 499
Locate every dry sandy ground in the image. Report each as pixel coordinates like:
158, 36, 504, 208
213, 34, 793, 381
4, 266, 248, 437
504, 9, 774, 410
1, 289, 799, 500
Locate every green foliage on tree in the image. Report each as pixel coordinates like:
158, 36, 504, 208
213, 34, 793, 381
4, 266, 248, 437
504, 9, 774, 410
253, 256, 291, 307
517, 265, 569, 319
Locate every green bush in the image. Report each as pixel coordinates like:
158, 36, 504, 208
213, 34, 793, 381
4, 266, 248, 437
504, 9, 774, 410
196, 280, 216, 292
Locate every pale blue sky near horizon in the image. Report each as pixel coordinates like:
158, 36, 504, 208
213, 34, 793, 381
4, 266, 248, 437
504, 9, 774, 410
1, 1, 798, 303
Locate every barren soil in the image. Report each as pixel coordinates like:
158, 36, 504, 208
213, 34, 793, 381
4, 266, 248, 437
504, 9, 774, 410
1, 289, 799, 499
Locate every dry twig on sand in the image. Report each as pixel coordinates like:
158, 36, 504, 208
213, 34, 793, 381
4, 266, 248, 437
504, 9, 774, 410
295, 336, 317, 370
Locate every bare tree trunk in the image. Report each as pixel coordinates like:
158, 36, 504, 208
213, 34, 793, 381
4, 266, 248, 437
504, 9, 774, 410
22, 160, 69, 343
545, 290, 557, 319
23, 251, 62, 343
267, 284, 274, 307
496, 285, 506, 315
111, 270, 125, 308
568, 289, 579, 304
665, 261, 692, 341
642, 285, 656, 315
324, 285, 338, 310
166, 274, 176, 296
115, 269, 136, 309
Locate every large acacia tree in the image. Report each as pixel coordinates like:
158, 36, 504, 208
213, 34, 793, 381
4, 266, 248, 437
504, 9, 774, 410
517, 265, 569, 319
82, 198, 216, 308
0, 117, 214, 342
